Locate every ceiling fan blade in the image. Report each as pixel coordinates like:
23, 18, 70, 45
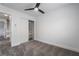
24, 8, 34, 11
38, 9, 45, 14
35, 3, 40, 8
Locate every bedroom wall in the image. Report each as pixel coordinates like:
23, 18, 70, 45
0, 4, 35, 46
36, 4, 79, 52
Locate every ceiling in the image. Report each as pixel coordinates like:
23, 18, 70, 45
1, 3, 69, 17
0, 12, 9, 19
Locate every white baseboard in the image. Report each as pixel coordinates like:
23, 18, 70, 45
11, 39, 28, 47
37, 39, 79, 53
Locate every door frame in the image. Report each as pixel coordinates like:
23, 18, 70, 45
28, 20, 35, 41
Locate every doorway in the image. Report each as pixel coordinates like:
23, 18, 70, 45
0, 12, 11, 45
29, 20, 34, 41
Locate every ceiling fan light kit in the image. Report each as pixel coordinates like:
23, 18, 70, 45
34, 8, 38, 11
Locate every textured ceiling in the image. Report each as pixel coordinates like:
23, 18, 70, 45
1, 3, 69, 17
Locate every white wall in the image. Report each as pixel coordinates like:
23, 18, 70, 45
0, 4, 35, 46
36, 4, 79, 52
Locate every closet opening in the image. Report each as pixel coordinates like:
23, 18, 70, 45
28, 20, 34, 41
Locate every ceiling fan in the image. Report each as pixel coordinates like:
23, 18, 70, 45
24, 3, 45, 14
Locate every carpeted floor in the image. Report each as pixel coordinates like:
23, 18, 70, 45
0, 40, 79, 56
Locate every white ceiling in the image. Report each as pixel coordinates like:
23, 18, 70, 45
0, 12, 9, 19
1, 3, 69, 17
